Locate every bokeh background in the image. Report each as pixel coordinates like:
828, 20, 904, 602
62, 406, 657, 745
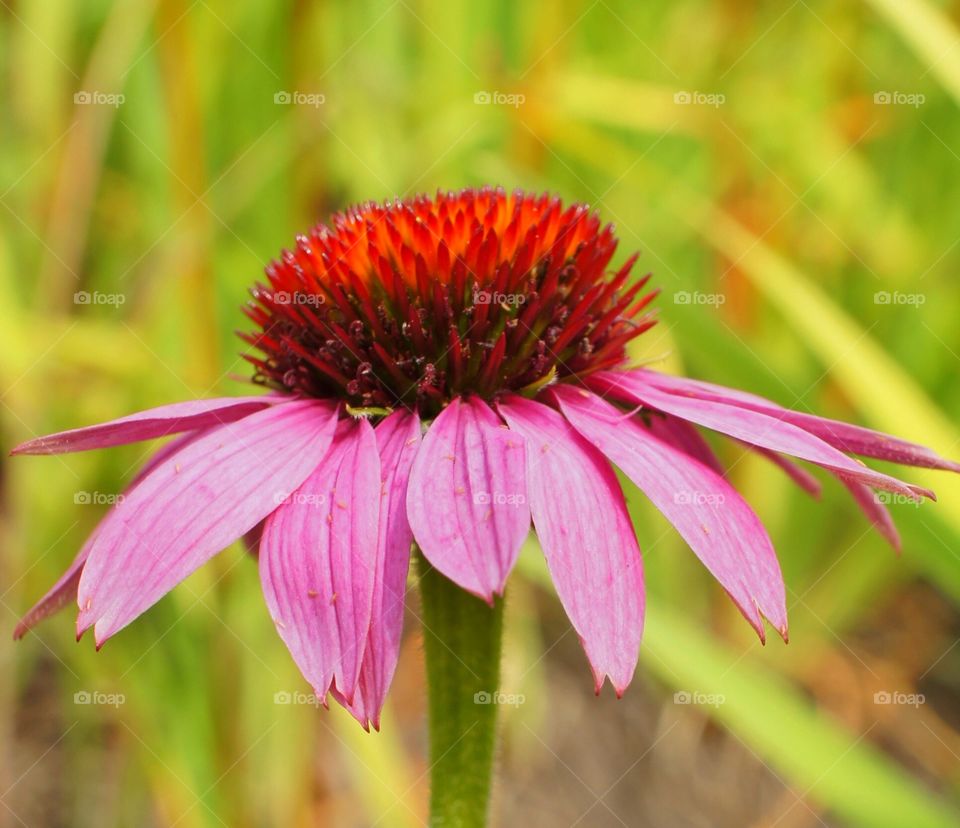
3, 1, 960, 825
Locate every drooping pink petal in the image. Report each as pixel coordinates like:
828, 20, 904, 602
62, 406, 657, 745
76, 399, 339, 645
590, 371, 934, 501
260, 418, 381, 704
552, 386, 787, 642
741, 444, 899, 547
13, 547, 87, 641
11, 396, 281, 455
130, 428, 216, 485
628, 369, 960, 473
740, 444, 822, 498
833, 476, 901, 552
407, 396, 529, 603
498, 395, 644, 695
14, 429, 210, 640
644, 414, 725, 476
333, 410, 422, 730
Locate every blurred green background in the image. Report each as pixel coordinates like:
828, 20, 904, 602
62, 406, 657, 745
3, 1, 960, 825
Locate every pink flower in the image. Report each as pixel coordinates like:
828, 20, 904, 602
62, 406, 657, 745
12, 188, 958, 729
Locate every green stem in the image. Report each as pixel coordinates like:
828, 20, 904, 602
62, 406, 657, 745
417, 550, 504, 828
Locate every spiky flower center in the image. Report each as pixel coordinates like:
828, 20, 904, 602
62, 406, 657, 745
242, 188, 657, 416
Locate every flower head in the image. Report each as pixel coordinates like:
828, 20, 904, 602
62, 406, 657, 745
241, 188, 657, 415
12, 187, 959, 730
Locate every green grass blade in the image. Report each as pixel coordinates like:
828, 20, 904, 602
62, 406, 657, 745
867, 0, 960, 106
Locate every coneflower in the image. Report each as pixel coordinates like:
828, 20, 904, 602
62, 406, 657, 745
13, 188, 957, 827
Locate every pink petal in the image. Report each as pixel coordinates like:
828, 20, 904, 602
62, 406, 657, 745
13, 547, 86, 641
128, 428, 215, 485
336, 410, 422, 729
260, 418, 381, 704
630, 370, 960, 473
590, 371, 934, 502
645, 414, 725, 476
498, 395, 644, 695
834, 476, 901, 552
13, 429, 209, 640
407, 397, 529, 603
552, 386, 787, 643
12, 396, 281, 455
77, 399, 339, 644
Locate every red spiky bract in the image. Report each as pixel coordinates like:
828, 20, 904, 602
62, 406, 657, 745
242, 188, 658, 416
